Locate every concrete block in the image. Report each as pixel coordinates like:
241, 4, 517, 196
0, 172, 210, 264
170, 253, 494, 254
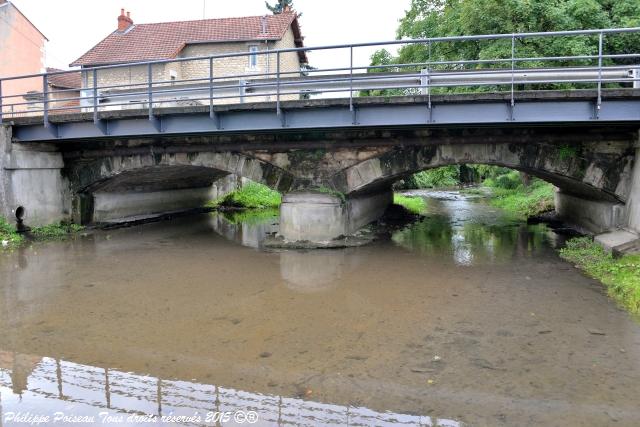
555, 191, 624, 234
279, 188, 391, 243
92, 187, 214, 223
595, 230, 640, 253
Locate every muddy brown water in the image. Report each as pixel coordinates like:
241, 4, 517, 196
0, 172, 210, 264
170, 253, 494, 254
0, 191, 639, 427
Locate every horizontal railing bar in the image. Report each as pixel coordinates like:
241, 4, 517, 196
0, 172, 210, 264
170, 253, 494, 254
1, 27, 639, 83
3, 72, 636, 114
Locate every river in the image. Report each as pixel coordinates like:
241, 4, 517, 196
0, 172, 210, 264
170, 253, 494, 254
0, 190, 639, 427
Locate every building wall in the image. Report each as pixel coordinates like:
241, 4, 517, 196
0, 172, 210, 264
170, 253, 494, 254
83, 27, 302, 109
0, 2, 47, 115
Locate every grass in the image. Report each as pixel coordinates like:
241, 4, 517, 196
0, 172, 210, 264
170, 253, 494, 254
485, 173, 555, 217
394, 194, 427, 214
0, 217, 24, 249
207, 182, 281, 210
221, 208, 279, 225
31, 222, 84, 240
560, 237, 640, 315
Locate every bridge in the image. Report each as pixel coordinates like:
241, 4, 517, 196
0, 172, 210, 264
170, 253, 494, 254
1, 28, 640, 247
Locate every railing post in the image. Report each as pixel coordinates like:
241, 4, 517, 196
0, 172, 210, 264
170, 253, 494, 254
597, 31, 603, 112
147, 63, 154, 119
349, 46, 354, 112
93, 68, 98, 123
276, 51, 281, 116
510, 34, 515, 109
239, 79, 246, 103
209, 57, 214, 118
427, 40, 432, 118
43, 74, 49, 126
420, 69, 429, 95
0, 79, 3, 122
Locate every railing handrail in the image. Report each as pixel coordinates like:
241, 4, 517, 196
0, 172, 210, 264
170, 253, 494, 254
2, 26, 640, 125
0, 26, 639, 82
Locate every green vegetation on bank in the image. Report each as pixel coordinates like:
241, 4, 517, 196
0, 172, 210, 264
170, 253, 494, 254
560, 237, 640, 315
0, 217, 24, 248
1, 217, 83, 249
394, 194, 427, 215
484, 170, 555, 217
395, 166, 460, 190
207, 182, 281, 209
363, 0, 640, 97
31, 222, 84, 240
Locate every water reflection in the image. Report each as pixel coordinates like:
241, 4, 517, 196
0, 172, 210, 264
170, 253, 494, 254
0, 351, 462, 426
209, 210, 279, 250
2, 192, 640, 426
392, 191, 561, 266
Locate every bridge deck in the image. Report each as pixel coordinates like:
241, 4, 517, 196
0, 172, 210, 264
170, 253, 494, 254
6, 89, 640, 142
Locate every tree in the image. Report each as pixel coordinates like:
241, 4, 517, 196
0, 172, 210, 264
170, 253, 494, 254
364, 0, 640, 95
266, 0, 294, 14
395, 0, 640, 69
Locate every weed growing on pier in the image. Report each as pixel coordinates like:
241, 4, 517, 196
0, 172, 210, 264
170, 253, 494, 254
393, 194, 426, 215
31, 222, 84, 240
560, 237, 640, 315
208, 182, 281, 210
0, 217, 23, 248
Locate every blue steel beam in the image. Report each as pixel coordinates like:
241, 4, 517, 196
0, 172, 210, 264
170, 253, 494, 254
11, 97, 640, 142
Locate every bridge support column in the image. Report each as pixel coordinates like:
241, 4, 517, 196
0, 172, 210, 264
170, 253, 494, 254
0, 125, 69, 227
555, 191, 625, 234
278, 188, 392, 244
624, 142, 640, 234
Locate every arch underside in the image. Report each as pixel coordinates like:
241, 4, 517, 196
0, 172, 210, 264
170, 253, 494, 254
66, 151, 296, 195
333, 143, 634, 203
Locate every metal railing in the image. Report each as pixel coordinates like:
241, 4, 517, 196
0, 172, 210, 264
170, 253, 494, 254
1, 27, 639, 127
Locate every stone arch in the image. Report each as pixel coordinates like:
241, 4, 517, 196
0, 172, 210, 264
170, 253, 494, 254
66, 151, 296, 194
330, 142, 635, 202
64, 151, 296, 224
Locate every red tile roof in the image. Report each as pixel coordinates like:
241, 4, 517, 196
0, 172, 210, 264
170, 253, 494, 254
71, 12, 306, 67
46, 68, 81, 89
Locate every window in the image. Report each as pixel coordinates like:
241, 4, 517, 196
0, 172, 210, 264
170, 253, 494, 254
248, 46, 259, 70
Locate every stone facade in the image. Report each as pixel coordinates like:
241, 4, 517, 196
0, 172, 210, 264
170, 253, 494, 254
82, 28, 302, 110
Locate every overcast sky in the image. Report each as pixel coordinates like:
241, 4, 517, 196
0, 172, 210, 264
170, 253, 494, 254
11, 0, 411, 70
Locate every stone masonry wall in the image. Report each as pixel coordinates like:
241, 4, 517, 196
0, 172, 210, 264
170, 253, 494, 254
83, 28, 301, 107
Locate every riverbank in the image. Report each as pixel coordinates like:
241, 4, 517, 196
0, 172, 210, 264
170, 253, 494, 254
560, 237, 640, 315
0, 217, 23, 248
393, 194, 427, 214
482, 172, 555, 218
0, 218, 84, 250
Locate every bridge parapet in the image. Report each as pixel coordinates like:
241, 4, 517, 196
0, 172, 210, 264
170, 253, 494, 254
2, 27, 640, 142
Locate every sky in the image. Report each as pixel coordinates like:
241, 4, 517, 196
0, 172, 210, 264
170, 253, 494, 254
10, 0, 411, 70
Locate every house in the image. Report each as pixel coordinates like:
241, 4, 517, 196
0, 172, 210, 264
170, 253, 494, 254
70, 8, 307, 109
0, 0, 47, 115
18, 68, 81, 115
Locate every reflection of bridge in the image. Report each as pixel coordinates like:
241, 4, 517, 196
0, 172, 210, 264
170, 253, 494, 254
0, 352, 461, 426
1, 28, 640, 247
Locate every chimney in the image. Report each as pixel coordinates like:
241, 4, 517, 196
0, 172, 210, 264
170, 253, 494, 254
117, 8, 133, 32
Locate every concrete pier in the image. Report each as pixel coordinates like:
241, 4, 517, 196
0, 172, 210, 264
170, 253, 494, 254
0, 125, 68, 226
555, 191, 625, 234
278, 189, 392, 244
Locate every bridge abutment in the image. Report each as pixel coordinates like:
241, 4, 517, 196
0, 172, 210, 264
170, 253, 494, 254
555, 191, 626, 234
278, 188, 392, 244
0, 125, 69, 227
